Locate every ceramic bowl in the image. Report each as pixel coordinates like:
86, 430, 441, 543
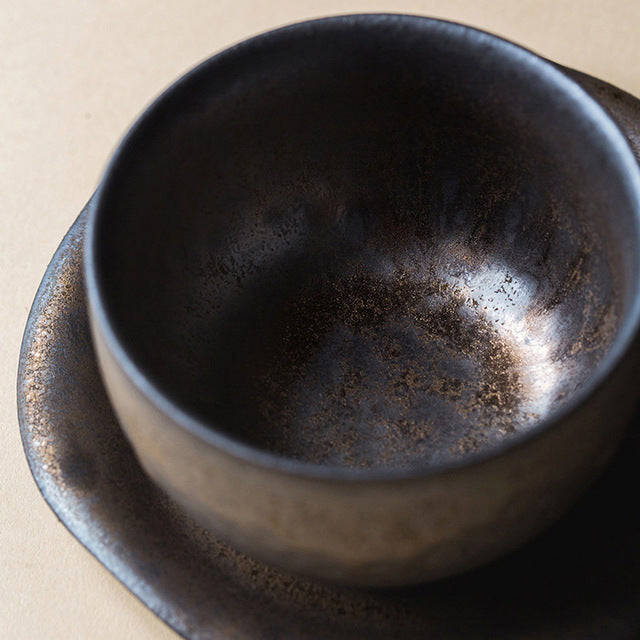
85, 14, 640, 586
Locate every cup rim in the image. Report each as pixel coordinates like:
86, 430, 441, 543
85, 13, 640, 482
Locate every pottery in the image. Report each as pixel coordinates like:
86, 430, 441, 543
17, 205, 640, 638
83, 15, 640, 586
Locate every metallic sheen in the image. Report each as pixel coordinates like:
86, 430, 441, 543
84, 16, 640, 586
16, 16, 640, 638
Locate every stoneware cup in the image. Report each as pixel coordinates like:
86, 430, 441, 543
84, 14, 640, 586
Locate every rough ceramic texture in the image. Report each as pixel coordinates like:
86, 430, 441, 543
17, 198, 640, 639
85, 16, 640, 585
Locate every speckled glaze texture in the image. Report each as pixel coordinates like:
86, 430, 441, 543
17, 16, 640, 638
83, 15, 640, 587
17, 198, 640, 638
90, 312, 638, 585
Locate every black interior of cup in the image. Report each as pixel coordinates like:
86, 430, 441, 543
93, 17, 640, 469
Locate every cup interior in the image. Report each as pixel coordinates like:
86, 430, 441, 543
91, 16, 640, 470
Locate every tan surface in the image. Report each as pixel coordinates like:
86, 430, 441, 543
2, 1, 639, 638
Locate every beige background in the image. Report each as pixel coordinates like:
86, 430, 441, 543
2, 1, 639, 638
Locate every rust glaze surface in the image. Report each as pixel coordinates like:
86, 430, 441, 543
17, 71, 640, 638
84, 16, 640, 586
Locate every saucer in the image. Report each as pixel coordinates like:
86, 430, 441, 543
17, 69, 640, 640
